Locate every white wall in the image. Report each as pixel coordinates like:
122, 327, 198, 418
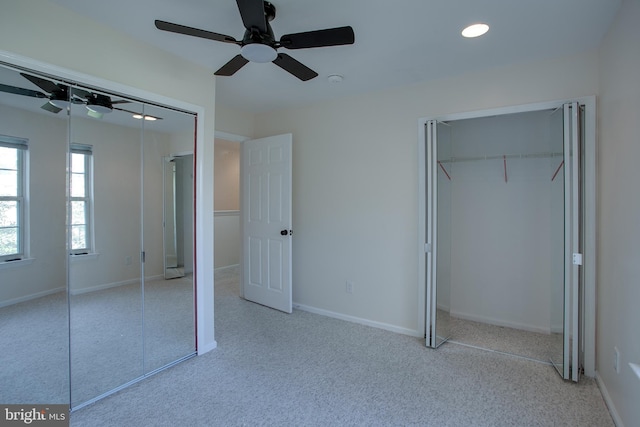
254, 51, 599, 335
597, 0, 640, 424
0, 0, 216, 352
445, 111, 563, 333
214, 212, 240, 269
215, 105, 254, 138
213, 138, 241, 268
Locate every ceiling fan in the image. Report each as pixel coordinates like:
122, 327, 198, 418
0, 73, 136, 119
155, 0, 355, 81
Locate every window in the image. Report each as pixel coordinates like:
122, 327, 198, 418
0, 136, 28, 262
69, 144, 93, 255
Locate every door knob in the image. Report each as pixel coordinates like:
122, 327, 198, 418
280, 229, 292, 236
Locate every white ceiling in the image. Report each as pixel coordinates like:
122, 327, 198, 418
44, 0, 621, 113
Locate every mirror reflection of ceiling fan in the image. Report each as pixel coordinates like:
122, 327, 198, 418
0, 73, 162, 120
155, 0, 355, 81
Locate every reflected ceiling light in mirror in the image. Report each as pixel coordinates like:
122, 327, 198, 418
86, 109, 103, 119
132, 114, 158, 121
461, 23, 489, 38
48, 99, 70, 109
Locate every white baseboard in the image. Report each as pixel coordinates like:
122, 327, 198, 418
450, 310, 551, 334
293, 302, 421, 338
595, 371, 624, 427
70, 278, 139, 295
69, 274, 166, 296
197, 340, 217, 355
0, 286, 65, 308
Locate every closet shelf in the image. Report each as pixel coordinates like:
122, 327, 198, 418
438, 151, 563, 164
436, 152, 565, 182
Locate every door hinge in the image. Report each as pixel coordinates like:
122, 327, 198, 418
424, 243, 432, 253
572, 253, 583, 265
141, 251, 146, 263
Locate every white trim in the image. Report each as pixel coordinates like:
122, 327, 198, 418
417, 96, 597, 376
70, 278, 139, 295
596, 371, 625, 427
215, 131, 250, 142
170, 150, 194, 158
0, 286, 64, 308
417, 121, 427, 339
214, 210, 240, 217
197, 340, 218, 355
293, 303, 421, 338
0, 50, 215, 356
69, 274, 165, 296
69, 252, 100, 262
0, 257, 35, 270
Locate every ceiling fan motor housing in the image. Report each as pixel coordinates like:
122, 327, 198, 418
241, 19, 278, 62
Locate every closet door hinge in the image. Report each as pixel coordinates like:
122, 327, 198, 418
141, 251, 146, 263
424, 243, 432, 253
572, 253, 583, 265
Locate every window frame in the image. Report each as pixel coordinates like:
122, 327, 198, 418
69, 143, 94, 256
0, 135, 29, 263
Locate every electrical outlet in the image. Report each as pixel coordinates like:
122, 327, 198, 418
345, 280, 354, 294
614, 347, 620, 374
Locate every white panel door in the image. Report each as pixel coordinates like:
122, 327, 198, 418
241, 134, 292, 313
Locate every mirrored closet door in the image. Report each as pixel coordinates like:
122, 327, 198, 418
0, 61, 197, 409
0, 65, 70, 405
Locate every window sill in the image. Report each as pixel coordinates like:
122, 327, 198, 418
0, 258, 35, 270
70, 252, 100, 262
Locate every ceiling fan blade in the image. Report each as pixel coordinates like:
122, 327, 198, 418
235, 0, 267, 33
20, 73, 61, 93
71, 87, 92, 99
215, 55, 250, 76
111, 99, 131, 105
0, 83, 48, 99
272, 53, 318, 81
41, 102, 62, 114
155, 20, 238, 44
280, 26, 355, 49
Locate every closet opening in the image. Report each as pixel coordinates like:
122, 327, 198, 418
418, 99, 595, 381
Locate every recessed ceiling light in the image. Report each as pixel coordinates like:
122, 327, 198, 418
327, 74, 343, 83
462, 23, 489, 38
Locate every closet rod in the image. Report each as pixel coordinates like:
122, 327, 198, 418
439, 151, 563, 164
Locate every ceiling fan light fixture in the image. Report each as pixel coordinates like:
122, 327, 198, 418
86, 104, 112, 114
462, 23, 489, 38
240, 43, 277, 63
49, 99, 71, 109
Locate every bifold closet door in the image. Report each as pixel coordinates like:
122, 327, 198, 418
425, 120, 452, 348
557, 101, 583, 381
550, 102, 583, 382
